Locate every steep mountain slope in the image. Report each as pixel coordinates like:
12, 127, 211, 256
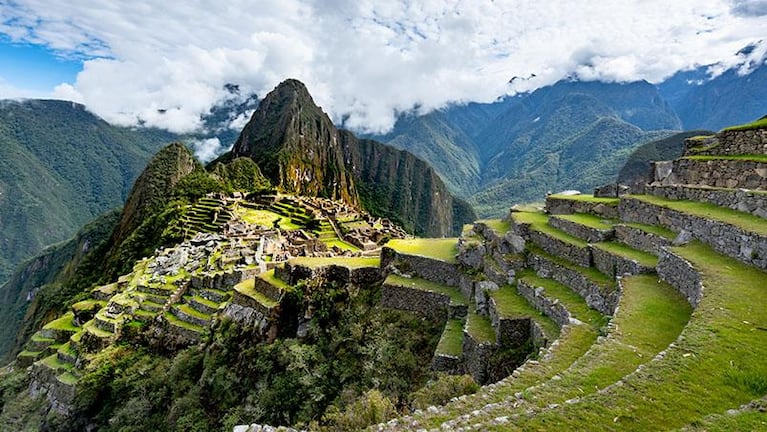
0, 100, 175, 284
660, 58, 767, 131
231, 79, 475, 236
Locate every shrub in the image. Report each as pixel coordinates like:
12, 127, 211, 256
409, 374, 479, 410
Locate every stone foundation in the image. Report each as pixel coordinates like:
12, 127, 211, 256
614, 224, 673, 256
516, 279, 571, 327
380, 283, 449, 319
529, 230, 592, 267
549, 216, 615, 243
463, 331, 495, 385
431, 353, 464, 374
684, 128, 767, 156
381, 247, 463, 287
591, 246, 655, 279
544, 196, 620, 219
653, 158, 767, 190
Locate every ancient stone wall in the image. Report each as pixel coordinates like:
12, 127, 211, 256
530, 230, 592, 267
653, 158, 767, 190
431, 353, 464, 375
646, 184, 767, 219
380, 247, 463, 287
549, 216, 614, 243
614, 224, 673, 256
657, 248, 703, 308
526, 253, 619, 316
685, 129, 767, 156
619, 197, 767, 270
516, 279, 571, 327
591, 247, 654, 279
544, 197, 620, 218
462, 331, 495, 385
380, 283, 449, 319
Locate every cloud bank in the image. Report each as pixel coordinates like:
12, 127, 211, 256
1, 0, 766, 133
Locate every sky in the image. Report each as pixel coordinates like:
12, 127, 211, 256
1, 0, 766, 138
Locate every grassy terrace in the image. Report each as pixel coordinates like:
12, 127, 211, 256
466, 312, 495, 344
83, 319, 112, 338
189, 295, 219, 310
239, 208, 301, 230
321, 238, 360, 252
489, 284, 560, 339
629, 194, 767, 236
39, 353, 74, 371
512, 211, 588, 247
517, 271, 606, 329
527, 245, 615, 289
555, 213, 615, 230
490, 241, 767, 431
435, 318, 465, 357
384, 274, 465, 305
683, 154, 767, 163
621, 222, 677, 239
490, 275, 691, 423
43, 312, 79, 332
258, 269, 291, 291
478, 219, 511, 234
289, 256, 380, 269
547, 194, 619, 205
678, 400, 767, 431
592, 241, 659, 268
164, 311, 205, 333
234, 279, 279, 308
71, 299, 107, 312
722, 117, 767, 131
57, 371, 79, 385
385, 238, 458, 263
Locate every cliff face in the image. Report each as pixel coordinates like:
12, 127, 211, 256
231, 79, 358, 205
232, 79, 475, 236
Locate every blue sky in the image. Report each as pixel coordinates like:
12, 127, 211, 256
0, 1, 766, 134
0, 37, 83, 95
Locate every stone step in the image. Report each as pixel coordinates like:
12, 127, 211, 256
614, 222, 675, 256
56, 342, 78, 366
590, 241, 658, 278
526, 247, 619, 316
133, 309, 156, 323
463, 312, 497, 384
81, 320, 114, 353
489, 241, 767, 430
682, 128, 767, 157
90, 283, 118, 301
184, 295, 221, 315
516, 271, 605, 329
94, 312, 120, 334
39, 312, 80, 343
254, 269, 290, 302
645, 183, 767, 219
232, 279, 278, 316
26, 334, 56, 352
68, 331, 84, 352
652, 156, 767, 190
544, 194, 620, 219
139, 299, 164, 313
135, 284, 175, 297
171, 304, 211, 328
512, 211, 592, 268
548, 213, 615, 243
487, 284, 556, 348
16, 350, 43, 367
619, 194, 767, 270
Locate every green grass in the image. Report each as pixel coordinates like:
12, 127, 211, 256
555, 213, 615, 230
629, 195, 767, 236
722, 117, 767, 131
17, 350, 42, 359
489, 284, 560, 339
30, 334, 55, 344
592, 241, 659, 268
621, 222, 677, 239
466, 312, 495, 344
456, 274, 691, 428
385, 238, 458, 263
234, 279, 279, 308
189, 295, 220, 310
239, 208, 302, 230
289, 256, 380, 269
683, 154, 767, 163
512, 211, 589, 247
677, 401, 767, 431
436, 319, 465, 357
321, 238, 361, 251
547, 194, 620, 206
83, 319, 113, 338
384, 274, 465, 305
258, 269, 291, 291
176, 304, 211, 321
43, 312, 79, 332
57, 342, 77, 358
491, 241, 767, 430
479, 219, 511, 234
39, 353, 74, 371
71, 299, 107, 312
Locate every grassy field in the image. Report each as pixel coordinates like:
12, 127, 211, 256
386, 238, 458, 263
384, 274, 465, 304
289, 256, 380, 269
436, 318, 465, 357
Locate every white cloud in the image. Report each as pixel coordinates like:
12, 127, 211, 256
2, 0, 767, 133
187, 138, 225, 163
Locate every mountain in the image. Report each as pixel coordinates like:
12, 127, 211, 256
378, 80, 680, 216
0, 100, 176, 285
231, 79, 475, 236
662, 61, 767, 131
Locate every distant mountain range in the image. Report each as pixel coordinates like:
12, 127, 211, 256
371, 59, 767, 216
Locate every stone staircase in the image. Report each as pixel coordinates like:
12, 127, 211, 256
375, 124, 767, 431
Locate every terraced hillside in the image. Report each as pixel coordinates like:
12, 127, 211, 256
372, 123, 767, 431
